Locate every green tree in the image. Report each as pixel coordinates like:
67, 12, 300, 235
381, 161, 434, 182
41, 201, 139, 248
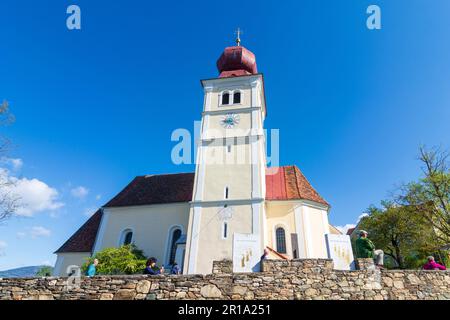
36, 265, 53, 277
397, 146, 450, 246
82, 244, 147, 275
359, 201, 437, 269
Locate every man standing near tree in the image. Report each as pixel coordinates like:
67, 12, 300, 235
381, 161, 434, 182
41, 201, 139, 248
355, 230, 384, 268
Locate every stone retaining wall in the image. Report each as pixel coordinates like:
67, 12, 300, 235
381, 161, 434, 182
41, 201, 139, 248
1, 259, 450, 300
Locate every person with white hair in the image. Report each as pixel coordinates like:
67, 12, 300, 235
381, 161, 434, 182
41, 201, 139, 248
355, 230, 384, 268
260, 248, 270, 261
423, 256, 446, 270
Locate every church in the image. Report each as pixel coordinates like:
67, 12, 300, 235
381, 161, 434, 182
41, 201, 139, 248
53, 37, 346, 276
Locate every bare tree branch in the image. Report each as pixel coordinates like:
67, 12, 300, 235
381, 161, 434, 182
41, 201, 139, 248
396, 146, 450, 244
0, 100, 18, 221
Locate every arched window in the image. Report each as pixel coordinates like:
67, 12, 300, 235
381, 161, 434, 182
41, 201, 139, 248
275, 227, 287, 254
222, 92, 230, 105
169, 228, 182, 265
120, 229, 133, 246
124, 231, 133, 245
233, 91, 241, 104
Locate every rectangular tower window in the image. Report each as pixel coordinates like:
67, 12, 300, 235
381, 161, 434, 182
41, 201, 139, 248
224, 187, 229, 199
221, 93, 230, 105
227, 144, 232, 153
233, 91, 241, 104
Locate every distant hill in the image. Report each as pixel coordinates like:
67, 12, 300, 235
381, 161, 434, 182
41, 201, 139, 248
0, 266, 53, 278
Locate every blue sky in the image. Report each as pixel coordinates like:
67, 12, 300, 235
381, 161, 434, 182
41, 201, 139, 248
0, 0, 449, 270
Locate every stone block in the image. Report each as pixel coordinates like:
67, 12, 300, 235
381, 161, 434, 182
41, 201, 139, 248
136, 280, 151, 294
232, 286, 247, 295
393, 281, 404, 289
355, 258, 375, 270
99, 293, 114, 300
146, 293, 157, 300
304, 288, 318, 297
113, 289, 136, 300
200, 284, 222, 298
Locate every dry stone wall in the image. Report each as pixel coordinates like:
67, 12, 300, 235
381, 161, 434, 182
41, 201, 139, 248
1, 259, 450, 300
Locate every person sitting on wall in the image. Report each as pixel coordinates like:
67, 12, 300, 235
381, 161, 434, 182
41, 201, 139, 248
260, 248, 269, 261
86, 259, 99, 277
170, 262, 181, 275
423, 256, 447, 270
144, 257, 164, 275
355, 230, 384, 269
259, 248, 270, 272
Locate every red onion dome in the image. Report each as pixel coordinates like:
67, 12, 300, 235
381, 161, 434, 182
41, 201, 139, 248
216, 46, 258, 78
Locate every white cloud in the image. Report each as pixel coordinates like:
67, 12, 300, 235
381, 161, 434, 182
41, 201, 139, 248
49, 211, 61, 219
11, 177, 64, 217
95, 194, 101, 200
0, 241, 7, 256
1, 157, 23, 171
71, 186, 89, 199
357, 213, 369, 222
335, 213, 371, 235
30, 226, 51, 238
16, 232, 26, 239
0, 167, 64, 217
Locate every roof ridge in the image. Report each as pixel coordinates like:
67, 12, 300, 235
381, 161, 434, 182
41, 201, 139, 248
293, 165, 329, 206
141, 172, 194, 178
293, 165, 304, 197
291, 165, 302, 197
54, 209, 102, 254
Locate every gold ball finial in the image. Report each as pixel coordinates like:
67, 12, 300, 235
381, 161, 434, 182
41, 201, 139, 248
234, 28, 243, 46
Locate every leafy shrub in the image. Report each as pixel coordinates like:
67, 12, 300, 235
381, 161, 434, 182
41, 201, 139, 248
82, 244, 147, 275
36, 265, 53, 277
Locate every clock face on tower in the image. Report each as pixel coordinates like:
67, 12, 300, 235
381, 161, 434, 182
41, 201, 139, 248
220, 113, 240, 128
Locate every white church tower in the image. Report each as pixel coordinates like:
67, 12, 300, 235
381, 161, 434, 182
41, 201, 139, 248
184, 34, 268, 274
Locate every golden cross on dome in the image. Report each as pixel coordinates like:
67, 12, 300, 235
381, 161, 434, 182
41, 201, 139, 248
235, 28, 243, 46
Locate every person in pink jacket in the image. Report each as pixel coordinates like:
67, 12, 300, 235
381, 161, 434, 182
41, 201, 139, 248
423, 256, 447, 270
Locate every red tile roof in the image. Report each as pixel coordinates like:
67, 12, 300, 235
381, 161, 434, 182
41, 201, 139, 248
56, 166, 328, 253
266, 166, 329, 206
104, 173, 195, 207
54, 209, 103, 253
